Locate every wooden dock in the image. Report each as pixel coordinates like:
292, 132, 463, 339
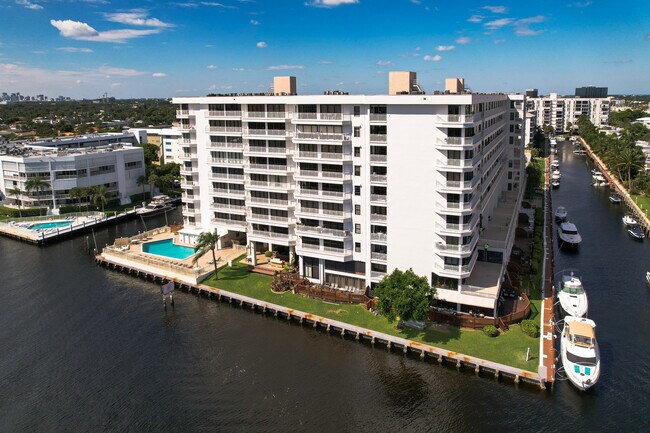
0, 209, 138, 245
580, 137, 650, 236
540, 156, 556, 386
96, 254, 547, 389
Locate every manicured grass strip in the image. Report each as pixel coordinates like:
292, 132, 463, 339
631, 195, 650, 219
204, 263, 540, 371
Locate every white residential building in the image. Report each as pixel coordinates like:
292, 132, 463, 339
0, 143, 145, 209
172, 73, 526, 316
528, 93, 612, 133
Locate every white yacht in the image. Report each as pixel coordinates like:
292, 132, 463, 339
554, 206, 568, 221
136, 202, 173, 217
561, 316, 601, 391
551, 179, 561, 189
551, 170, 562, 180
551, 160, 560, 170
558, 222, 582, 248
646, 271, 650, 285
557, 272, 588, 318
622, 214, 638, 226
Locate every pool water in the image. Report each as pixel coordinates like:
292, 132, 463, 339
142, 239, 195, 260
30, 221, 72, 230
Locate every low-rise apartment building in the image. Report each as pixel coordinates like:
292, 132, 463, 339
172, 73, 526, 316
528, 92, 612, 133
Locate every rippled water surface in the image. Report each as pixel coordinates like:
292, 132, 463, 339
1, 150, 648, 432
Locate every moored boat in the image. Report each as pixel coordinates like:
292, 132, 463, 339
622, 214, 638, 226
551, 179, 561, 189
558, 221, 582, 248
557, 271, 588, 318
561, 316, 601, 391
554, 206, 568, 221
627, 225, 645, 240
136, 202, 173, 217
609, 193, 622, 204
646, 271, 650, 285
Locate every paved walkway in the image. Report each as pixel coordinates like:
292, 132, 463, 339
540, 156, 556, 385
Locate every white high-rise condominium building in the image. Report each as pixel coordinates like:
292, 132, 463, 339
528, 92, 612, 133
172, 73, 526, 316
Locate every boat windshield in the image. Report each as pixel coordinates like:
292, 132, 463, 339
563, 229, 578, 235
563, 281, 584, 295
570, 333, 594, 347
566, 351, 597, 366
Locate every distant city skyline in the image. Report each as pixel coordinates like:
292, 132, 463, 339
0, 0, 648, 98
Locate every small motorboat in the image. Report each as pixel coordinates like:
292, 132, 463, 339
551, 160, 560, 169
551, 170, 561, 180
551, 179, 561, 189
561, 316, 601, 391
622, 214, 639, 226
557, 272, 588, 318
554, 206, 568, 221
558, 221, 582, 248
591, 169, 601, 176
136, 200, 174, 217
573, 149, 586, 155
646, 271, 650, 285
609, 193, 622, 204
628, 225, 646, 240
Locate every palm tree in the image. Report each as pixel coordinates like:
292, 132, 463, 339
136, 175, 148, 200
193, 230, 220, 280
24, 176, 50, 215
148, 173, 159, 196
614, 146, 645, 185
8, 187, 23, 217
91, 185, 109, 213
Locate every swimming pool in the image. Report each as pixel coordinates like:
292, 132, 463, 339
30, 221, 72, 230
142, 239, 196, 260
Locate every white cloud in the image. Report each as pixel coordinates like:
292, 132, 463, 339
267, 65, 304, 70
513, 16, 545, 36
567, 1, 592, 7
305, 0, 359, 7
57, 47, 94, 53
104, 12, 174, 28
16, 0, 43, 10
455, 36, 471, 44
467, 15, 484, 23
110, 82, 121, 88
256, 41, 267, 48
435, 45, 455, 51
514, 27, 543, 36
208, 84, 233, 91
97, 66, 148, 77
50, 19, 161, 43
484, 18, 513, 30
232, 67, 247, 71
482, 5, 507, 13
152, 72, 166, 77
250, 19, 259, 25
423, 54, 442, 62
376, 60, 391, 66
207, 64, 218, 69
516, 15, 545, 25
318, 60, 332, 64
493, 39, 505, 44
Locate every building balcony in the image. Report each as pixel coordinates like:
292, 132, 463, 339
206, 126, 242, 134
370, 194, 387, 204
247, 196, 291, 209
437, 157, 478, 170
370, 174, 387, 184
209, 188, 246, 198
179, 138, 196, 145
371, 252, 387, 262
178, 153, 196, 161
295, 224, 350, 239
244, 111, 287, 120
176, 109, 190, 117
208, 172, 245, 181
245, 163, 290, 174
209, 203, 246, 213
243, 128, 289, 138
243, 145, 292, 155
296, 242, 353, 260
293, 131, 351, 142
435, 236, 478, 255
180, 181, 198, 189
246, 212, 294, 224
369, 134, 387, 143
294, 151, 350, 162
434, 114, 478, 125
436, 178, 478, 192
294, 188, 346, 200
210, 218, 247, 228
434, 252, 478, 279
370, 232, 387, 242
294, 170, 351, 182
371, 271, 386, 280
296, 207, 346, 220
208, 141, 243, 151
207, 110, 242, 118
435, 217, 479, 234
245, 180, 291, 191
209, 158, 244, 167
292, 112, 351, 122
179, 168, 194, 176
369, 114, 387, 122
440, 197, 479, 212
248, 230, 294, 242
177, 124, 194, 131
181, 195, 200, 203
370, 154, 388, 163
370, 213, 387, 223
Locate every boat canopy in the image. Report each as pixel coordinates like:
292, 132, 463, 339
563, 279, 584, 295
568, 322, 595, 348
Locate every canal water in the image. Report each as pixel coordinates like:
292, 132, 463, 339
1, 151, 648, 432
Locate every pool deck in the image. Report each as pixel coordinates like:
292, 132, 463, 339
0, 209, 139, 245
100, 227, 244, 285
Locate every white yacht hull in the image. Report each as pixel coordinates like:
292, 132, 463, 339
558, 290, 588, 318
561, 324, 601, 391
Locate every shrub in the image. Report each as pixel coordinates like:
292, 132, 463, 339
264, 250, 274, 258
521, 319, 540, 338
0, 206, 45, 218
58, 206, 79, 214
130, 192, 150, 203
483, 325, 499, 338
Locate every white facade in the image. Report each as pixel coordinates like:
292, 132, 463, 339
528, 93, 612, 132
172, 89, 525, 316
124, 127, 182, 164
0, 143, 145, 208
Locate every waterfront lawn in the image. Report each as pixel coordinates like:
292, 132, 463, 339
204, 263, 540, 372
631, 195, 650, 219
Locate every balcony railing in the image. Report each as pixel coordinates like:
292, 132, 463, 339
211, 218, 246, 227
371, 271, 386, 279
436, 136, 476, 146
244, 129, 288, 136
371, 252, 387, 261
210, 203, 245, 212
298, 243, 352, 256
208, 141, 243, 149
246, 164, 289, 173
209, 188, 245, 196
247, 213, 290, 222
246, 180, 290, 190
370, 154, 387, 163
296, 188, 345, 198
210, 158, 244, 165
437, 179, 476, 189
369, 134, 387, 143
370, 232, 387, 242
244, 145, 290, 154
370, 214, 387, 222
207, 111, 242, 117
176, 110, 189, 116
370, 174, 387, 183
249, 230, 291, 240
206, 126, 242, 133
248, 196, 289, 206
294, 131, 351, 141
370, 194, 387, 203
245, 111, 286, 119
296, 224, 349, 238
208, 173, 245, 181
369, 114, 387, 122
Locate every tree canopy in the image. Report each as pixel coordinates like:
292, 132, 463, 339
372, 268, 435, 323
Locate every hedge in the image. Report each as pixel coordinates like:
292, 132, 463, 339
0, 206, 46, 218
482, 325, 499, 338
521, 319, 540, 338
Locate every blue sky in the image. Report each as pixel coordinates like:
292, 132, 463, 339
0, 0, 648, 99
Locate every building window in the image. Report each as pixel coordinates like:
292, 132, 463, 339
354, 106, 360, 117
355, 242, 361, 252
354, 126, 361, 137
355, 165, 361, 176
354, 147, 361, 157
355, 185, 361, 196
355, 204, 361, 215
355, 223, 361, 234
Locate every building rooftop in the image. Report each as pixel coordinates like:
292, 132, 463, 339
0, 142, 139, 159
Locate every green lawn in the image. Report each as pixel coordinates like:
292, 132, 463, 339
631, 195, 650, 219
204, 263, 540, 371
